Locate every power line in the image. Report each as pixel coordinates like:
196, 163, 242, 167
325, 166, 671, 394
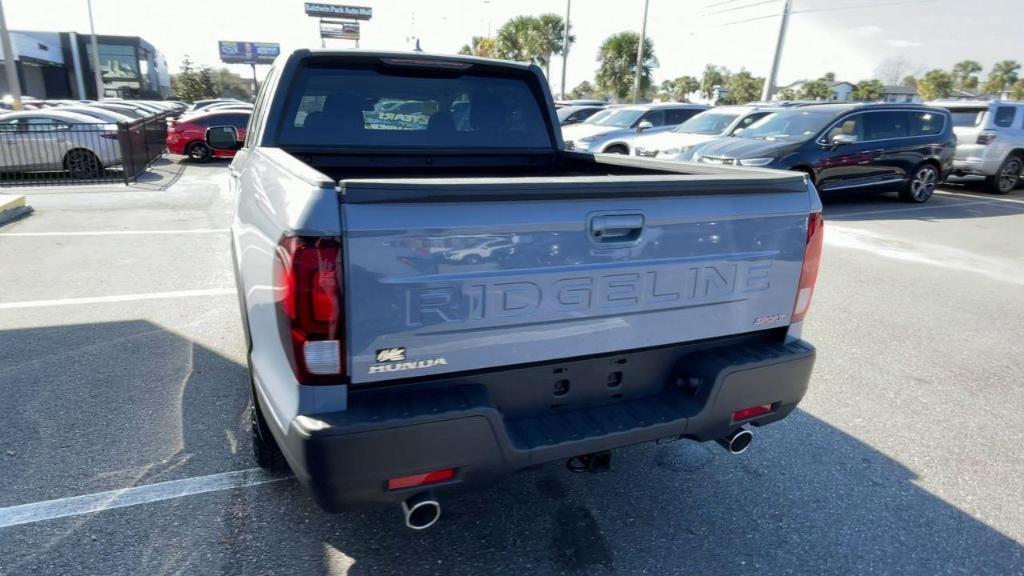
793, 0, 941, 14
704, 0, 754, 8
702, 0, 779, 16
718, 0, 942, 26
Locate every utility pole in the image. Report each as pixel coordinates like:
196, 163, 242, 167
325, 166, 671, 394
86, 0, 104, 99
560, 0, 571, 99
250, 62, 257, 97
632, 0, 649, 104
760, 0, 792, 102
0, 0, 22, 110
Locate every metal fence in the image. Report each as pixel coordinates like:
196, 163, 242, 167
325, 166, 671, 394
0, 113, 171, 187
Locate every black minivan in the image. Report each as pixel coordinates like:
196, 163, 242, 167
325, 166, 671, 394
693, 103, 956, 203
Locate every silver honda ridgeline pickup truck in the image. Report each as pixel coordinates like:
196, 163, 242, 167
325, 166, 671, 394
206, 50, 822, 530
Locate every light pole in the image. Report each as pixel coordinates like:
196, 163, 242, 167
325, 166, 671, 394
0, 0, 23, 110
632, 0, 649, 104
761, 0, 792, 102
560, 0, 571, 100
86, 0, 104, 99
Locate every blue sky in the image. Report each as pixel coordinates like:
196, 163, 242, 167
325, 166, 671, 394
6, 0, 1022, 90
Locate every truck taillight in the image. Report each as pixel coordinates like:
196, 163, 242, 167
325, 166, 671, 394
791, 212, 823, 323
977, 131, 996, 145
275, 235, 346, 384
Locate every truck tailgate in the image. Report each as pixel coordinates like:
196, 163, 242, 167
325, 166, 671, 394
341, 177, 813, 384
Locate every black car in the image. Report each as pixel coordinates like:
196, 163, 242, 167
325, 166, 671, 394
694, 103, 956, 203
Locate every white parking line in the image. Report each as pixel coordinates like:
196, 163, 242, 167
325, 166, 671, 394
0, 229, 229, 237
828, 198, 1002, 219
0, 288, 235, 310
0, 469, 291, 529
935, 190, 1024, 205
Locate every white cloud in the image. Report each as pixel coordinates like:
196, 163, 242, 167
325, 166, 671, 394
887, 39, 924, 48
851, 25, 885, 37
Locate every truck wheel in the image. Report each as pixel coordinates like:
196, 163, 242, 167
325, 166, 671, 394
250, 385, 288, 471
987, 154, 1022, 195
186, 141, 213, 163
899, 163, 938, 203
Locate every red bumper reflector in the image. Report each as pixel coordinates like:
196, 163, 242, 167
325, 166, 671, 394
733, 404, 773, 422
387, 468, 455, 490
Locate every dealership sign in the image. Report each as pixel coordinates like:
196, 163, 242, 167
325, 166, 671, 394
320, 21, 360, 40
218, 41, 280, 65
304, 3, 372, 20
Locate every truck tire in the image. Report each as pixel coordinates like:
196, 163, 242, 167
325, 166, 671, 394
899, 163, 938, 203
986, 154, 1022, 195
250, 384, 288, 471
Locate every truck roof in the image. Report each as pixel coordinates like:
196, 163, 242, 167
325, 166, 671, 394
286, 48, 538, 73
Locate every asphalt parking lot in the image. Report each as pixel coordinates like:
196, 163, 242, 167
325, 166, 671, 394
1, 162, 1022, 576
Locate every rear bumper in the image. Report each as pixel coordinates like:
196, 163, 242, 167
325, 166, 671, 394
274, 335, 816, 510
953, 146, 1002, 176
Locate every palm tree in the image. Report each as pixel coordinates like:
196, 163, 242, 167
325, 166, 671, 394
951, 60, 983, 91
595, 32, 657, 101
495, 16, 536, 62
984, 60, 1021, 95
531, 13, 574, 79
458, 36, 497, 58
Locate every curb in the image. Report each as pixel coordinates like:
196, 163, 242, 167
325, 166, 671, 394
0, 195, 33, 228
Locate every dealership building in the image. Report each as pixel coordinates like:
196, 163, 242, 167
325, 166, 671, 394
0, 30, 171, 100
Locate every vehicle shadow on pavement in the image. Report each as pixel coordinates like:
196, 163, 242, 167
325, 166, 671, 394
1, 320, 1023, 575
822, 179, 1024, 223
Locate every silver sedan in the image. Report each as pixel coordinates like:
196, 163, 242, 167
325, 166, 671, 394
0, 110, 121, 177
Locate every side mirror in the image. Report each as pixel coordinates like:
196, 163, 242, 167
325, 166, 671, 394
830, 133, 857, 147
637, 120, 654, 132
206, 125, 242, 150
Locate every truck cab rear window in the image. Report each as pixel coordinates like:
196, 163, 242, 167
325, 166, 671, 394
278, 66, 552, 149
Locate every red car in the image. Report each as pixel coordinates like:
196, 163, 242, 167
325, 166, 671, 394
166, 110, 250, 162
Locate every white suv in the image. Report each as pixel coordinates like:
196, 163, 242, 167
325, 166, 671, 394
930, 100, 1024, 194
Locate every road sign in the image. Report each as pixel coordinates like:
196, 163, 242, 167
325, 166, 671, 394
320, 20, 360, 40
304, 3, 372, 20
218, 41, 280, 65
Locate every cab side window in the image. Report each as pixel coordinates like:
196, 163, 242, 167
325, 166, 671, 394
827, 115, 866, 142
665, 108, 700, 125
864, 111, 909, 140
910, 111, 944, 136
642, 110, 666, 127
993, 106, 1016, 128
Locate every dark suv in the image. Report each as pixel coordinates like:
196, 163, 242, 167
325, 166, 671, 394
693, 103, 956, 203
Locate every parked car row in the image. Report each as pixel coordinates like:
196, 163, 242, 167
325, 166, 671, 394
559, 99, 1024, 200
0, 99, 186, 179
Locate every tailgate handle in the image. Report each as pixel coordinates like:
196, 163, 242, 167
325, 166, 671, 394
591, 214, 644, 242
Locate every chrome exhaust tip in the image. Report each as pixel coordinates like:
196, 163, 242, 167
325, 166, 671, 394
401, 492, 441, 530
715, 428, 753, 455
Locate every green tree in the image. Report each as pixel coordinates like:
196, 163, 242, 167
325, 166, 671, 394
852, 79, 885, 101
569, 80, 597, 99
494, 16, 536, 62
459, 36, 498, 58
172, 56, 206, 102
722, 70, 763, 104
799, 79, 833, 101
1010, 79, 1024, 101
595, 31, 657, 102
211, 68, 253, 101
902, 75, 918, 89
917, 69, 954, 100
983, 60, 1021, 94
672, 75, 700, 101
700, 64, 727, 101
952, 60, 983, 91
197, 67, 217, 99
823, 71, 836, 82
776, 87, 797, 101
531, 13, 574, 79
